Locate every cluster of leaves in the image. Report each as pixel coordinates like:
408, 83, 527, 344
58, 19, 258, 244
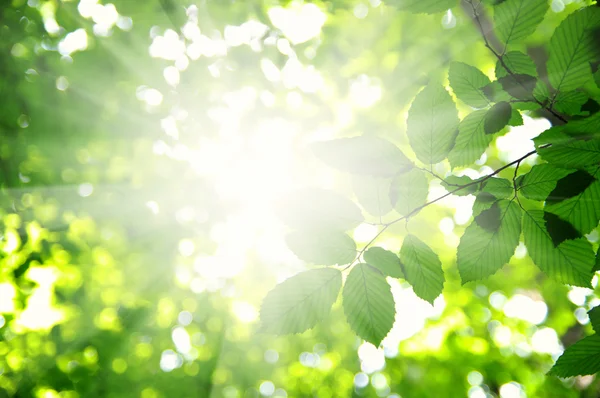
259, 0, 600, 377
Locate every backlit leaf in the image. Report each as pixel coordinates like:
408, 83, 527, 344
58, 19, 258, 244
364, 247, 404, 278
549, 334, 600, 377
343, 264, 395, 346
389, 169, 429, 216
447, 110, 494, 168
400, 235, 444, 303
484, 101, 512, 134
517, 164, 575, 201
448, 62, 492, 108
494, 0, 548, 46
285, 229, 356, 266
260, 268, 342, 334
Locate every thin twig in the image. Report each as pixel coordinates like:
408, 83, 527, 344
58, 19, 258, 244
465, 0, 567, 123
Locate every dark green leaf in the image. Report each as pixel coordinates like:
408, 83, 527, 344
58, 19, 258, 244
546, 170, 596, 205
589, 306, 600, 333
399, 235, 444, 304
517, 164, 575, 201
494, 0, 548, 46
389, 169, 429, 216
448, 110, 494, 168
547, 7, 600, 92
458, 200, 522, 283
484, 101, 513, 134
523, 210, 594, 287
554, 91, 590, 116
260, 268, 342, 334
276, 188, 363, 231
549, 334, 600, 377
441, 175, 478, 196
542, 211, 582, 248
311, 135, 413, 177
343, 264, 395, 346
536, 128, 600, 168
407, 82, 459, 164
545, 167, 600, 235
474, 201, 502, 232
495, 51, 537, 78
285, 229, 356, 266
448, 62, 492, 108
497, 74, 537, 100
364, 247, 404, 278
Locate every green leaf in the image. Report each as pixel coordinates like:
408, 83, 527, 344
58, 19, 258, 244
547, 7, 600, 92
554, 91, 589, 116
589, 306, 600, 333
523, 210, 594, 287
343, 263, 395, 346
474, 202, 502, 232
441, 175, 479, 196
495, 51, 537, 78
542, 211, 582, 248
484, 101, 513, 134
535, 128, 600, 168
389, 168, 429, 216
480, 178, 514, 199
276, 188, 363, 231
447, 110, 494, 168
406, 82, 459, 165
448, 62, 492, 108
594, 247, 600, 273
595, 68, 600, 88
457, 200, 522, 283
546, 170, 596, 205
364, 247, 404, 278
392, 0, 458, 14
517, 164, 575, 201
352, 176, 393, 217
400, 235, 444, 304
545, 167, 600, 235
494, 0, 548, 46
508, 108, 523, 126
285, 229, 356, 266
549, 334, 600, 377
260, 268, 342, 334
311, 135, 413, 177
497, 74, 537, 100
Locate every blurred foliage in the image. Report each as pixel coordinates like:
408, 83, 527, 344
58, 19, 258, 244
1, 0, 600, 397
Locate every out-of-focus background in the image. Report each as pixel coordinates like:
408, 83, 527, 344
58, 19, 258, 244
1, 0, 599, 397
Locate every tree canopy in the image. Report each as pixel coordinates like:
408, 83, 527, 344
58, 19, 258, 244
2, 0, 600, 397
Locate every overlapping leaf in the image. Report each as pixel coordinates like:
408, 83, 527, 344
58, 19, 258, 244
448, 62, 491, 108
523, 210, 594, 287
407, 83, 459, 165
495, 51, 537, 78
399, 235, 444, 303
389, 169, 429, 216
547, 6, 600, 92
447, 110, 494, 168
484, 101, 512, 134
364, 247, 404, 278
545, 166, 600, 235
549, 334, 600, 377
260, 268, 342, 334
517, 164, 575, 201
457, 200, 521, 283
311, 135, 413, 177
352, 176, 394, 217
285, 229, 356, 265
343, 264, 395, 346
494, 0, 548, 46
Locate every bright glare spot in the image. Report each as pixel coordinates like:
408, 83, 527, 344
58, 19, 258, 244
442, 9, 456, 29
503, 294, 547, 325
496, 116, 550, 163
531, 328, 563, 356
264, 349, 279, 364
467, 371, 484, 386
177, 311, 193, 326
575, 307, 589, 324
568, 287, 592, 306
150, 29, 186, 61
469, 386, 487, 398
259, 381, 275, 396
159, 349, 182, 372
499, 382, 523, 398
353, 3, 369, 19
299, 352, 320, 367
358, 342, 385, 373
232, 301, 258, 323
268, 3, 326, 45
354, 372, 369, 388
514, 242, 527, 259
78, 183, 94, 197
172, 326, 191, 353
492, 325, 512, 347
489, 291, 507, 310
56, 76, 69, 91
371, 372, 388, 390
163, 66, 180, 86
0, 283, 16, 313
439, 217, 454, 235
350, 75, 381, 108
551, 0, 565, 12
354, 223, 379, 242
58, 29, 88, 56
137, 86, 163, 106
178, 239, 195, 257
